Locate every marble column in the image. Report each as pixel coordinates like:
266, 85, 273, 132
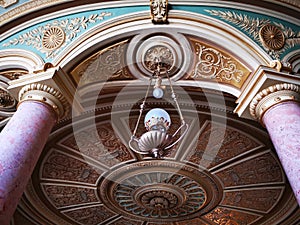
250, 83, 300, 205
0, 83, 67, 225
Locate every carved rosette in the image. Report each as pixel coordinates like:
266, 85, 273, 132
250, 83, 300, 121
99, 161, 222, 222
42, 26, 65, 50
18, 83, 69, 119
259, 24, 285, 50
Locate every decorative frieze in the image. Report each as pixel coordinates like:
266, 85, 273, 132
206, 10, 300, 59
2, 12, 112, 58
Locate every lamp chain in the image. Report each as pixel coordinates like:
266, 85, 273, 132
132, 78, 153, 137
166, 71, 185, 124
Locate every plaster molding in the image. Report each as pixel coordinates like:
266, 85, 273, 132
0, 49, 44, 73
18, 83, 69, 119
234, 66, 300, 120
249, 83, 300, 122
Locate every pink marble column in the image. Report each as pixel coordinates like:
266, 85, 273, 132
0, 101, 56, 225
262, 101, 300, 205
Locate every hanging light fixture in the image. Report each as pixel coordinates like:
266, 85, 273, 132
129, 60, 189, 158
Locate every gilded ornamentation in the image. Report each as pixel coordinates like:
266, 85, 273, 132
222, 189, 283, 212
42, 150, 102, 184
72, 40, 133, 85
205, 10, 300, 59
185, 122, 261, 169
100, 161, 222, 222
144, 45, 174, 72
0, 0, 17, 8
215, 152, 283, 187
43, 185, 98, 208
205, 207, 260, 225
3, 12, 112, 58
150, 0, 168, 23
63, 205, 116, 225
259, 24, 285, 50
42, 26, 65, 50
249, 83, 300, 121
190, 41, 250, 88
113, 173, 206, 218
0, 87, 16, 109
18, 83, 69, 119
61, 122, 134, 167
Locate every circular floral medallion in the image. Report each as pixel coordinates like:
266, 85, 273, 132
99, 160, 222, 222
259, 24, 285, 50
42, 26, 65, 50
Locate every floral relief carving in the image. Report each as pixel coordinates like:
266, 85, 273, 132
205, 10, 300, 59
215, 152, 283, 187
185, 122, 261, 169
188, 40, 250, 88
43, 185, 98, 208
61, 122, 134, 167
73, 40, 132, 85
2, 12, 112, 58
63, 205, 116, 225
42, 150, 101, 184
222, 189, 283, 212
205, 207, 260, 225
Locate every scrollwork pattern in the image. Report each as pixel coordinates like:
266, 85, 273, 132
3, 12, 112, 58
192, 43, 244, 83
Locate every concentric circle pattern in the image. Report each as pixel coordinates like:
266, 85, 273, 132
99, 160, 222, 222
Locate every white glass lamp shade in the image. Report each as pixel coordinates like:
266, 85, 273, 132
144, 108, 171, 131
153, 87, 164, 99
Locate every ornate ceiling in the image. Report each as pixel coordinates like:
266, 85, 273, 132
15, 91, 299, 224
0, 1, 299, 225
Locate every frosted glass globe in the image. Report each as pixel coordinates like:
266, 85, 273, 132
144, 108, 171, 131
153, 87, 164, 99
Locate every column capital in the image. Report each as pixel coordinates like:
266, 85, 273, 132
18, 83, 69, 119
249, 83, 300, 123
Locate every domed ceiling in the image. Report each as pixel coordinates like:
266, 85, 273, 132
12, 30, 300, 224
0, 1, 299, 225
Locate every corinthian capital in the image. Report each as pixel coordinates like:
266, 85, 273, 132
250, 83, 300, 122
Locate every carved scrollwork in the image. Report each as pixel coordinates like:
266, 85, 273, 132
191, 43, 245, 85
73, 40, 133, 86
